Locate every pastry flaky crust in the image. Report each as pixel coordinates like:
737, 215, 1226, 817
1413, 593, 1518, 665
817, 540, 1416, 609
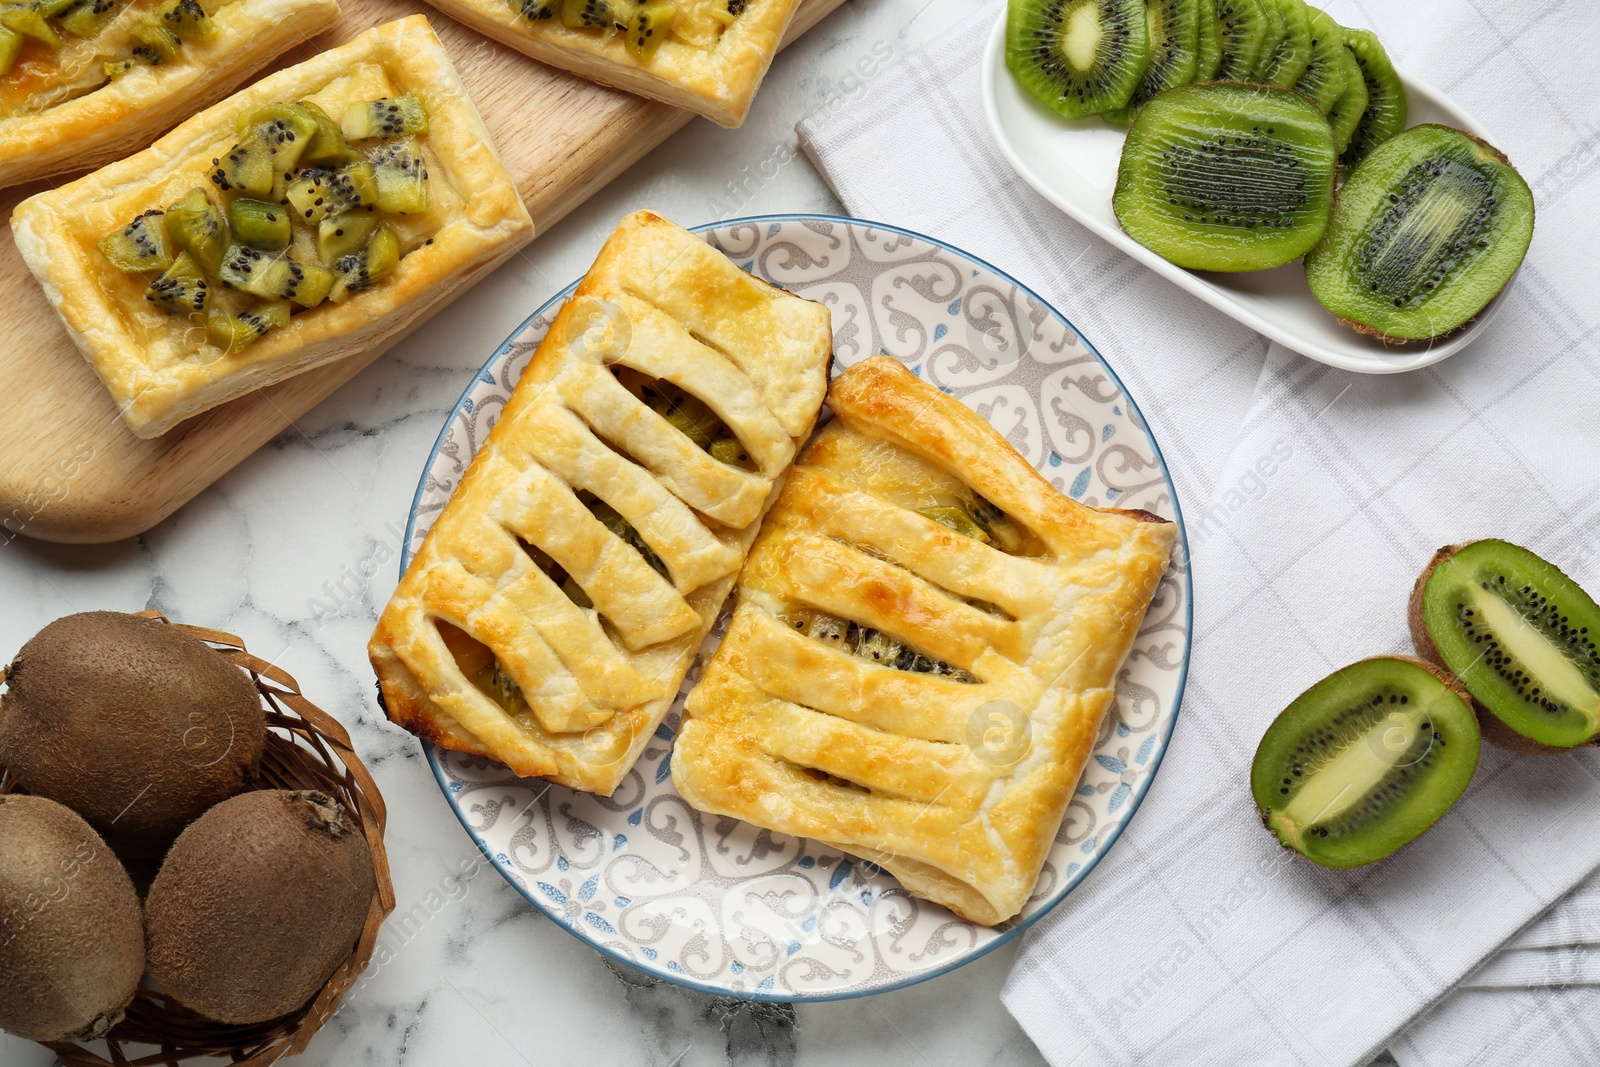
418, 0, 801, 128
0, 0, 342, 190
11, 15, 533, 439
369, 210, 832, 796
671, 356, 1178, 926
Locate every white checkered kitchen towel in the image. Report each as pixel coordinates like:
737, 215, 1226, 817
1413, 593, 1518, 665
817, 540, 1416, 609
798, 4, 1600, 1065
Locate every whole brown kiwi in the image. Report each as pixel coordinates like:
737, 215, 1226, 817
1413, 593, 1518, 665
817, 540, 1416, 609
144, 789, 376, 1025
0, 795, 145, 1043
0, 612, 266, 859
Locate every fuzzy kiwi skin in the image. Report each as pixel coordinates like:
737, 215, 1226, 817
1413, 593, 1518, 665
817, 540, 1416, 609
0, 795, 145, 1044
0, 612, 266, 860
1409, 542, 1599, 755
144, 789, 376, 1025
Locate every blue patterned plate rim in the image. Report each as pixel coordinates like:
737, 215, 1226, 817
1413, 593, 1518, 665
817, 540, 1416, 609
403, 213, 1194, 1003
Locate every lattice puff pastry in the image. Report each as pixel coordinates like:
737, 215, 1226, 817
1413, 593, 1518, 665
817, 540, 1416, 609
672, 356, 1177, 926
416, 0, 801, 128
370, 210, 832, 795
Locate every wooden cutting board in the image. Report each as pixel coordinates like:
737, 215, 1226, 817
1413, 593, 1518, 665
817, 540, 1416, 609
0, 0, 843, 544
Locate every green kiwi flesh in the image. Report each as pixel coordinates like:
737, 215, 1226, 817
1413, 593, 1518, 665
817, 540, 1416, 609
1323, 45, 1367, 154
1104, 0, 1200, 124
1192, 0, 1222, 80
1213, 0, 1270, 79
0, 795, 145, 1043
1411, 540, 1600, 750
1113, 81, 1336, 271
1339, 26, 1407, 170
1251, 657, 1480, 867
1305, 125, 1534, 342
1292, 7, 1346, 114
1006, 0, 1151, 119
1256, 0, 1311, 87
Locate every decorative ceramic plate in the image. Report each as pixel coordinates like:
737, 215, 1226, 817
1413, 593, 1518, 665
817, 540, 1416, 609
979, 13, 1505, 375
405, 215, 1193, 1001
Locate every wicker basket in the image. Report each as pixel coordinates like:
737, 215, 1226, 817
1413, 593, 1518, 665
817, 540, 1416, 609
0, 612, 395, 1067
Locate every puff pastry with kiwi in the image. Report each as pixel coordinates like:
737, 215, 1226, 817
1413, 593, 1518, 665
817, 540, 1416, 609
671, 355, 1177, 927
369, 209, 832, 796
419, 0, 801, 128
0, 0, 342, 190
12, 15, 532, 439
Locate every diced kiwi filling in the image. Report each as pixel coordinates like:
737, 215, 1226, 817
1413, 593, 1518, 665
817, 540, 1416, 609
782, 608, 978, 684
510, 0, 747, 59
434, 621, 527, 718
614, 367, 757, 472
95, 95, 433, 354
916, 494, 1027, 554
579, 490, 671, 582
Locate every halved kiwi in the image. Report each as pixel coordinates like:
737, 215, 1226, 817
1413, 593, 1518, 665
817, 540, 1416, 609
1304, 124, 1534, 342
1006, 0, 1151, 120
1251, 656, 1480, 867
1338, 26, 1407, 170
1104, 0, 1200, 125
1410, 540, 1600, 752
1113, 81, 1337, 271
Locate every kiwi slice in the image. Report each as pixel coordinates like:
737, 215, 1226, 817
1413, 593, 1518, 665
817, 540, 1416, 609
512, 0, 557, 19
1291, 8, 1346, 114
1411, 540, 1600, 752
151, 0, 213, 42
1104, 0, 1200, 125
628, 2, 675, 59
1256, 0, 1310, 87
207, 301, 288, 352
276, 259, 337, 307
1, 4, 60, 48
296, 100, 361, 166
1006, 0, 1151, 120
1192, 0, 1221, 80
341, 94, 429, 141
1305, 124, 1534, 342
166, 188, 229, 276
226, 197, 291, 251
213, 106, 318, 195
369, 138, 429, 214
317, 212, 377, 264
98, 210, 173, 272
0, 25, 19, 76
1213, 0, 1269, 80
58, 0, 119, 36
145, 252, 208, 315
1113, 82, 1336, 271
1338, 27, 1407, 170
328, 224, 400, 302
1322, 46, 1367, 154
562, 0, 633, 29
1252, 657, 1480, 867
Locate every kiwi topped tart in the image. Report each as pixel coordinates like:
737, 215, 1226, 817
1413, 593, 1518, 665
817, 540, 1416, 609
1411, 540, 1600, 752
0, 0, 212, 91
96, 93, 433, 354
1113, 81, 1337, 271
1006, 0, 1152, 120
1252, 657, 1480, 867
1304, 124, 1534, 342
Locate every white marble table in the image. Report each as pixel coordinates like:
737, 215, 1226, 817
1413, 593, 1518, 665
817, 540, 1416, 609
0, 1, 1057, 1063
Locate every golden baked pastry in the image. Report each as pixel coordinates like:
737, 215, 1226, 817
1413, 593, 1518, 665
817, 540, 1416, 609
0, 0, 342, 190
11, 15, 532, 439
671, 356, 1177, 926
416, 0, 801, 128
369, 209, 832, 795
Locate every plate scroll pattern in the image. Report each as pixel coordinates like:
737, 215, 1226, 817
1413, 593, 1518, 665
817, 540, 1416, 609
408, 216, 1193, 1002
